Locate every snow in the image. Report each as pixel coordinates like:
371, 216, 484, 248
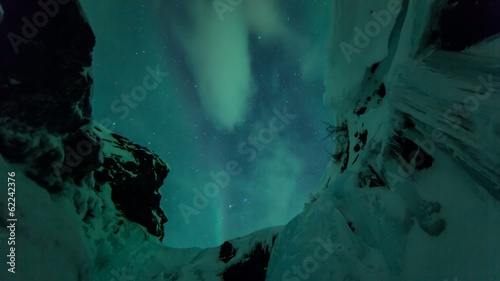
164, 227, 281, 281
92, 121, 138, 165
92, 225, 281, 281
0, 156, 93, 281
267, 174, 392, 280
267, 147, 500, 280
464, 34, 500, 59
399, 149, 500, 280
323, 0, 403, 119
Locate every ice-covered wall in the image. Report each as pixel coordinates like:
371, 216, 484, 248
267, 0, 500, 280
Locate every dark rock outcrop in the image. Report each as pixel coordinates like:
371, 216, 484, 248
0, 0, 94, 133
0, 0, 168, 240
0, 0, 97, 189
219, 241, 237, 263
94, 124, 169, 240
437, 0, 500, 51
222, 243, 271, 281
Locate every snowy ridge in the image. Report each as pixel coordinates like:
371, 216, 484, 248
166, 227, 281, 281
91, 225, 281, 281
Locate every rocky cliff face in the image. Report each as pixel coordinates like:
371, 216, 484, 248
0, 0, 167, 240
0, 0, 95, 188
93, 123, 169, 240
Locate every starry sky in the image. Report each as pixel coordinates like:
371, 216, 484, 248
80, 0, 333, 248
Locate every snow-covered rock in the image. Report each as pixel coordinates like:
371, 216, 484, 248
93, 122, 169, 240
266, 0, 500, 280
0, 1, 170, 280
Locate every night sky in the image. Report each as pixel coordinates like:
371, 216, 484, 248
81, 0, 333, 248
